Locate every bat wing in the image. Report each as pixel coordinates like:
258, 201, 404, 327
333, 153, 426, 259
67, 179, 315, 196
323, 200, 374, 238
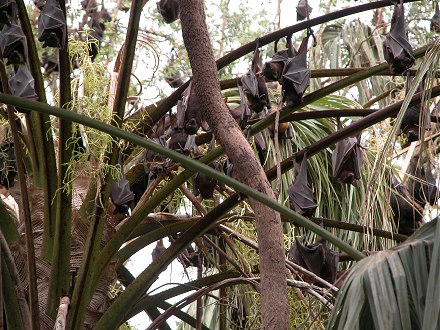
296, 0, 312, 21
0, 0, 17, 25
294, 237, 325, 276
0, 23, 27, 64
431, 3, 440, 32
37, 0, 66, 49
238, 84, 251, 124
241, 70, 259, 97
176, 84, 191, 130
282, 35, 310, 95
332, 136, 357, 177
9, 65, 38, 113
288, 156, 317, 216
111, 177, 135, 206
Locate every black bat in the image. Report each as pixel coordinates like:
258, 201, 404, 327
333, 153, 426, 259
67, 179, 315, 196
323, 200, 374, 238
8, 64, 38, 113
281, 32, 311, 107
288, 236, 338, 285
157, 0, 180, 24
144, 136, 168, 181
287, 155, 317, 217
0, 0, 17, 25
111, 154, 135, 217
38, 0, 67, 49
390, 174, 423, 236
41, 51, 59, 73
165, 72, 184, 88
262, 37, 293, 82
332, 120, 363, 186
383, 0, 414, 75
167, 128, 198, 156
408, 159, 438, 207
193, 162, 218, 200
0, 141, 16, 189
431, 2, 440, 33
0, 23, 27, 65
241, 41, 271, 113
177, 83, 203, 135
151, 239, 166, 261
296, 0, 312, 21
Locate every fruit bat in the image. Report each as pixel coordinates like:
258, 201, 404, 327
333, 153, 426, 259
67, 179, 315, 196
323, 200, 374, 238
0, 141, 16, 189
263, 36, 293, 82
287, 155, 317, 217
407, 159, 438, 207
111, 154, 135, 217
151, 239, 166, 261
431, 2, 440, 33
0, 0, 17, 25
177, 83, 203, 135
157, 0, 180, 24
0, 23, 27, 65
288, 236, 338, 284
237, 85, 251, 128
332, 120, 363, 186
144, 136, 168, 181
296, 0, 312, 21
193, 162, 218, 199
383, 0, 415, 75
167, 128, 197, 156
166, 72, 184, 88
281, 32, 311, 107
38, 0, 67, 49
398, 78, 430, 143
390, 174, 423, 236
41, 51, 58, 73
241, 41, 271, 113
8, 64, 38, 113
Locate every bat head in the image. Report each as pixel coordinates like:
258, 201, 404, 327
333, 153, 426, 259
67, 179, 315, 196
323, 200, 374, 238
157, 0, 180, 24
0, 23, 27, 65
0, 0, 17, 25
400, 104, 421, 142
296, 0, 312, 21
193, 169, 217, 200
262, 61, 284, 82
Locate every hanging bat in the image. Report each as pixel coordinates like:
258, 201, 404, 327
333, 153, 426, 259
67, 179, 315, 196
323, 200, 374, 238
281, 32, 311, 107
383, 0, 415, 75
241, 41, 271, 113
332, 120, 363, 186
407, 159, 438, 207
41, 51, 58, 73
0, 0, 17, 25
157, 0, 180, 24
177, 83, 203, 135
288, 236, 338, 284
38, 0, 67, 49
8, 64, 38, 113
0, 23, 28, 65
0, 141, 16, 189
296, 0, 312, 21
151, 239, 166, 261
287, 155, 317, 217
390, 174, 423, 236
111, 153, 135, 217
193, 161, 218, 200
262, 36, 294, 82
431, 2, 440, 33
165, 72, 184, 88
167, 129, 198, 156
144, 136, 168, 181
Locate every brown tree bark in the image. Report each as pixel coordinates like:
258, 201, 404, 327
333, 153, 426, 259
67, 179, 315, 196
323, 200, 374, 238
179, 1, 289, 329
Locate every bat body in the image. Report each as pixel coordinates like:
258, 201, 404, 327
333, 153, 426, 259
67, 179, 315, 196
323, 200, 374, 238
41, 51, 59, 73
151, 239, 166, 261
111, 177, 134, 217
38, 0, 67, 49
431, 2, 440, 33
177, 83, 203, 135
0, 23, 27, 64
165, 72, 184, 88
390, 176, 423, 236
193, 162, 218, 199
383, 1, 414, 75
288, 236, 338, 284
296, 0, 312, 21
408, 160, 438, 207
332, 121, 363, 186
144, 136, 168, 180
8, 64, 38, 113
0, 0, 17, 25
157, 0, 180, 24
287, 156, 317, 217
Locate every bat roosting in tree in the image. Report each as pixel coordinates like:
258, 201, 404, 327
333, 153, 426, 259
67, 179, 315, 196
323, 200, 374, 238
288, 235, 338, 284
240, 41, 271, 113
111, 154, 135, 218
0, 0, 17, 25
8, 64, 38, 113
193, 162, 218, 200
177, 83, 205, 135
296, 0, 312, 21
383, 0, 414, 75
432, 2, 440, 33
157, 0, 180, 24
287, 155, 317, 217
263, 37, 292, 82
0, 23, 27, 64
38, 0, 67, 49
407, 159, 438, 207
332, 120, 363, 186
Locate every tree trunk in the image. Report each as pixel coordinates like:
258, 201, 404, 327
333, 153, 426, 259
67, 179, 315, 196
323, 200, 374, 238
179, 1, 289, 329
